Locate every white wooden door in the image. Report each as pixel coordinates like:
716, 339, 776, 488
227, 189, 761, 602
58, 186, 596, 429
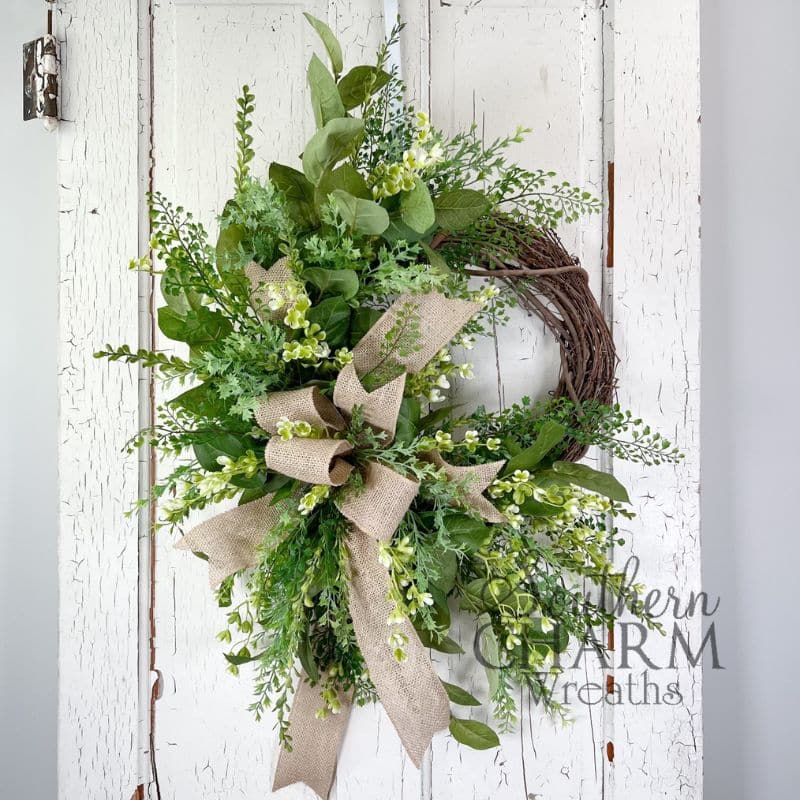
56, 1, 701, 798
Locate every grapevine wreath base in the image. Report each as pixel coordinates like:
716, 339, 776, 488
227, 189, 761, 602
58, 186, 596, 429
98, 13, 679, 799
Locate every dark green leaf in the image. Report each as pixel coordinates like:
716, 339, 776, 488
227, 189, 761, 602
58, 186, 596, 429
170, 382, 229, 419
518, 498, 564, 517
431, 547, 458, 594
419, 404, 461, 430
302, 118, 364, 184
350, 306, 383, 347
416, 628, 464, 654
303, 267, 359, 300
193, 433, 247, 471
350, 307, 383, 346
302, 12, 343, 77
331, 189, 390, 235
395, 397, 421, 444
269, 162, 318, 229
433, 189, 491, 231
502, 421, 566, 475
157, 306, 232, 346
430, 586, 451, 630
238, 485, 272, 505
297, 634, 320, 683
545, 461, 631, 503
307, 296, 351, 348
224, 649, 261, 666
337, 65, 391, 109
400, 178, 436, 233
449, 718, 500, 750
307, 53, 345, 128
316, 163, 371, 206
443, 513, 492, 552
442, 681, 481, 707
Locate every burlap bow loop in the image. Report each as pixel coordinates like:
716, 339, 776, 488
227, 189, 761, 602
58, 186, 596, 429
422, 450, 507, 524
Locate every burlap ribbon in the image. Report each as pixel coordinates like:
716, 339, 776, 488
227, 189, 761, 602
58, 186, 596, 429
176, 265, 506, 799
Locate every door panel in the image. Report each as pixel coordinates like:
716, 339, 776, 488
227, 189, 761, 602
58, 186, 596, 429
57, 1, 701, 798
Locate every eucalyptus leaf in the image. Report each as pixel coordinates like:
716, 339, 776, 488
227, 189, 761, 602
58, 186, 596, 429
401, 178, 436, 233
331, 189, 390, 235
302, 118, 364, 184
442, 681, 481, 707
303, 267, 359, 300
302, 12, 343, 77
337, 65, 391, 109
431, 547, 458, 594
307, 296, 351, 348
449, 718, 500, 750
307, 53, 345, 128
502, 421, 566, 475
433, 189, 491, 231
381, 216, 429, 244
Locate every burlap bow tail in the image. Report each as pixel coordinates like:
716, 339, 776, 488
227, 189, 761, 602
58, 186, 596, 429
176, 281, 505, 799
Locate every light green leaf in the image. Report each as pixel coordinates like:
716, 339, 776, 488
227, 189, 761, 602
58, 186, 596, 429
302, 117, 364, 184
401, 178, 436, 233
421, 242, 451, 275
449, 717, 500, 750
477, 613, 501, 696
337, 65, 391, 109
307, 53, 345, 128
431, 547, 458, 594
303, 12, 343, 77
433, 188, 491, 231
502, 421, 566, 475
331, 189, 390, 235
442, 682, 481, 707
547, 461, 631, 503
381, 217, 429, 244
303, 267, 359, 300
215, 223, 246, 271
307, 296, 351, 348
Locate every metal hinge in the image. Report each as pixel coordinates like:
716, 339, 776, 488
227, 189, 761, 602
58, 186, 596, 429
23, 1, 59, 131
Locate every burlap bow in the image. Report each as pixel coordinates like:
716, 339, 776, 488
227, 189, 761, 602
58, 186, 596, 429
176, 262, 506, 799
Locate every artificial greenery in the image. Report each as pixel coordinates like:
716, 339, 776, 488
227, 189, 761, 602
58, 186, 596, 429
97, 15, 678, 754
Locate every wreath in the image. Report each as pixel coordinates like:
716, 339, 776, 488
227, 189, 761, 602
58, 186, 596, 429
98, 15, 680, 799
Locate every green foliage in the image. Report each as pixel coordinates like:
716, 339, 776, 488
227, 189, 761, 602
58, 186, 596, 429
96, 16, 681, 761
233, 86, 256, 194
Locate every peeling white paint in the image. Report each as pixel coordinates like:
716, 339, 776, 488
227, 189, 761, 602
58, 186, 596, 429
58, 1, 700, 798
